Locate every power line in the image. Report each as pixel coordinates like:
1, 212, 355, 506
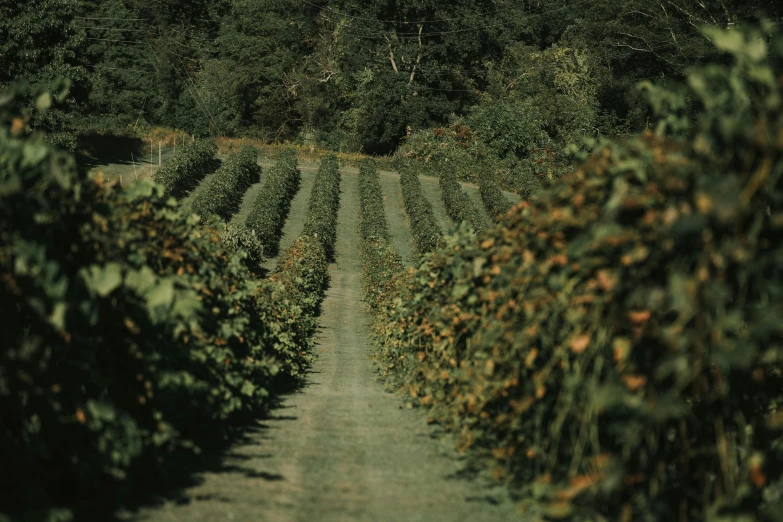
77, 26, 146, 32
85, 37, 146, 44
76, 16, 145, 21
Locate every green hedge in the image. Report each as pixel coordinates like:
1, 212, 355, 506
191, 146, 261, 221
220, 222, 264, 275
398, 163, 443, 254
302, 154, 341, 260
0, 92, 313, 520
478, 174, 513, 221
439, 170, 490, 233
359, 159, 390, 241
245, 149, 301, 258
358, 160, 406, 315
153, 138, 217, 199
373, 27, 783, 521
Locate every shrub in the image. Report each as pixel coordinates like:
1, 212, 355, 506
358, 159, 390, 241
439, 170, 490, 233
245, 149, 301, 257
302, 154, 341, 260
220, 222, 264, 274
0, 93, 309, 520
191, 146, 261, 221
478, 174, 512, 221
397, 163, 443, 254
357, 160, 407, 315
153, 138, 217, 199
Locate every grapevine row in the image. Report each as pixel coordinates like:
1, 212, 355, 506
245, 149, 301, 258
398, 163, 443, 254
153, 138, 218, 199
191, 145, 261, 221
302, 154, 341, 260
438, 170, 490, 233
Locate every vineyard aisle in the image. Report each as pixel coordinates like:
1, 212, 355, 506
125, 169, 519, 522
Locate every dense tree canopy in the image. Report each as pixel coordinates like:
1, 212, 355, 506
1, 0, 781, 153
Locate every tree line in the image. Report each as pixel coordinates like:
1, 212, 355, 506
1, 0, 781, 154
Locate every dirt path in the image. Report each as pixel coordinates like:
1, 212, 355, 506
122, 169, 519, 522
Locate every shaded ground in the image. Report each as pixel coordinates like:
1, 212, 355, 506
120, 167, 521, 522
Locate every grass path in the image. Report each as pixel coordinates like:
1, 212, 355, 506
122, 167, 520, 522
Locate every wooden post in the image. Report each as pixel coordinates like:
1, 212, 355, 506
158, 141, 162, 165
150, 140, 153, 174
131, 154, 138, 180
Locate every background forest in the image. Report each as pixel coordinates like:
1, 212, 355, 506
2, 0, 781, 163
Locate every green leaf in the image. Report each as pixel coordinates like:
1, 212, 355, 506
82, 263, 123, 298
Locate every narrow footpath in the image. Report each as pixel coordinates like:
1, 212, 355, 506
125, 169, 519, 522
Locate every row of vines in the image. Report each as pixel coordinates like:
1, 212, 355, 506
0, 86, 325, 521
367, 27, 783, 521
398, 163, 443, 255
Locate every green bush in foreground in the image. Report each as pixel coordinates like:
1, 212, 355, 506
153, 138, 217, 199
191, 146, 261, 221
245, 149, 301, 257
398, 163, 443, 254
302, 154, 341, 260
0, 93, 310, 520
373, 26, 783, 521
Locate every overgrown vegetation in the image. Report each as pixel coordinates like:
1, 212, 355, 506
0, 89, 318, 520
153, 139, 218, 199
191, 145, 261, 221
369, 26, 783, 521
245, 149, 301, 258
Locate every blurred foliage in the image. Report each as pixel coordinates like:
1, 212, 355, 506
0, 85, 318, 519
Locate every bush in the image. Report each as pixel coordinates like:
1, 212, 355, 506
358, 159, 390, 241
191, 146, 261, 221
439, 170, 490, 233
373, 25, 783, 521
220, 222, 264, 274
0, 92, 311, 520
245, 149, 301, 257
397, 163, 443, 254
302, 154, 341, 260
478, 174, 513, 221
153, 138, 217, 199
357, 160, 407, 316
